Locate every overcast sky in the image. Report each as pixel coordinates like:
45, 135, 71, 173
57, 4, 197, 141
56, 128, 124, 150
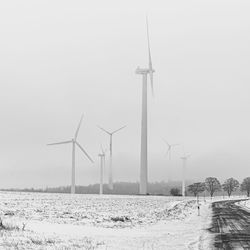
0, 0, 249, 188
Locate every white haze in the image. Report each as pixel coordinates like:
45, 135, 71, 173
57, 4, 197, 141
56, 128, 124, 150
0, 0, 249, 188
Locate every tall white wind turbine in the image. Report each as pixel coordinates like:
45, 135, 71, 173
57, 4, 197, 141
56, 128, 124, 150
98, 145, 106, 195
48, 115, 94, 194
180, 154, 191, 197
98, 125, 126, 190
135, 17, 155, 195
163, 139, 179, 160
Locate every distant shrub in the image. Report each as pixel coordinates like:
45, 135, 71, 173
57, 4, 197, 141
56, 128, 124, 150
110, 216, 131, 222
0, 218, 20, 231
170, 188, 181, 196
30, 237, 43, 245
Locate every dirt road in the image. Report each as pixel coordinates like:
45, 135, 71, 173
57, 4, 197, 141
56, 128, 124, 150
209, 199, 250, 249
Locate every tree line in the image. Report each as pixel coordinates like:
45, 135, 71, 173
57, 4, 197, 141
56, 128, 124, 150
1, 181, 186, 195
2, 178, 250, 197
182, 177, 250, 198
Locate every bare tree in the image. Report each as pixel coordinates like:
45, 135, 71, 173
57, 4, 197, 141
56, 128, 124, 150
222, 178, 239, 197
241, 177, 250, 197
188, 182, 205, 197
205, 177, 221, 198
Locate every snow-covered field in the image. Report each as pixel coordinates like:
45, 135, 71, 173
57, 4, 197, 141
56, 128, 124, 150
0, 192, 213, 249
237, 197, 250, 211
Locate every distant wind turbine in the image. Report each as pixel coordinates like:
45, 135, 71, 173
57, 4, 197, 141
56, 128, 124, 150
180, 154, 191, 197
162, 139, 179, 160
98, 145, 106, 195
47, 115, 94, 194
97, 125, 126, 190
135, 16, 155, 195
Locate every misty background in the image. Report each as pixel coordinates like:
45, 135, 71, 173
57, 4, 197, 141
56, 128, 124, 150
0, 0, 249, 188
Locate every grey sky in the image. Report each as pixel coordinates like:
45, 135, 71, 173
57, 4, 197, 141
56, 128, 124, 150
0, 0, 250, 188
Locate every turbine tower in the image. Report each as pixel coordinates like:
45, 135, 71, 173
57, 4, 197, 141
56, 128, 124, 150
136, 17, 155, 195
180, 154, 191, 197
98, 146, 106, 195
98, 125, 126, 190
163, 139, 179, 160
48, 115, 94, 194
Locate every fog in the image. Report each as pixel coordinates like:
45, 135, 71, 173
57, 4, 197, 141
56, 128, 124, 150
0, 0, 250, 188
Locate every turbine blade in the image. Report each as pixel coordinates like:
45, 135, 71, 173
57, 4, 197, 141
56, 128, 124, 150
162, 138, 170, 147
112, 125, 126, 134
47, 140, 72, 146
97, 126, 111, 135
146, 16, 154, 96
75, 141, 94, 163
74, 114, 84, 140
166, 148, 170, 155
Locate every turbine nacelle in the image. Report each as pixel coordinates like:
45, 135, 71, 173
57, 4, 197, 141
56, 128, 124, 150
135, 67, 155, 75
181, 155, 191, 160
162, 138, 179, 160
98, 146, 106, 158
136, 17, 155, 97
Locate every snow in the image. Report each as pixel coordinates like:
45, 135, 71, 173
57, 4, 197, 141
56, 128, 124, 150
0, 192, 214, 249
236, 197, 250, 211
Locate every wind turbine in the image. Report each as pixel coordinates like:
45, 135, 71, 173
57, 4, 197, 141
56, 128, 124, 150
180, 154, 191, 197
98, 145, 106, 195
135, 17, 155, 195
162, 139, 179, 183
162, 139, 179, 160
97, 125, 126, 190
47, 115, 94, 194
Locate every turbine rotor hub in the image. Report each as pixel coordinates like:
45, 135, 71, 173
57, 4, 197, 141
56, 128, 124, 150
135, 67, 154, 75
